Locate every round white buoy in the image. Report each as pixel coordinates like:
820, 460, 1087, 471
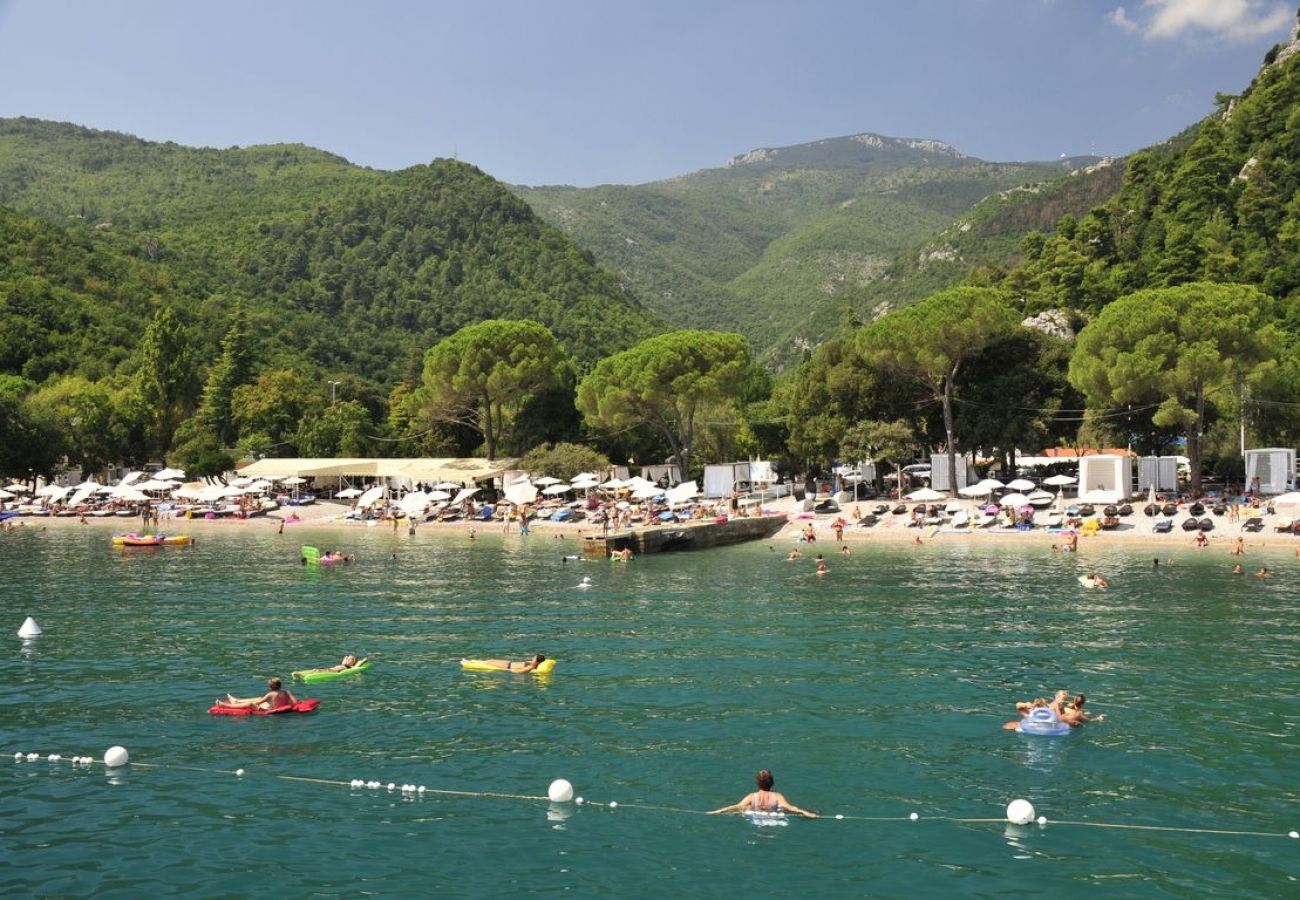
14, 751, 23, 761
387, 783, 395, 791
48, 754, 60, 761
17, 616, 42, 638
1290, 830, 1299, 839
835, 814, 844, 820
103, 746, 129, 768
574, 797, 584, 805
235, 768, 245, 777
548, 779, 575, 803
27, 752, 39, 761
608, 801, 618, 809
1006, 799, 1035, 825
417, 786, 426, 794
1037, 816, 1047, 825
909, 812, 919, 821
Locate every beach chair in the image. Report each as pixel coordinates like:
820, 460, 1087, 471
949, 510, 969, 528
975, 512, 997, 528
550, 508, 574, 522
1153, 518, 1173, 533
1242, 517, 1264, 533
473, 504, 495, 521
1045, 511, 1064, 529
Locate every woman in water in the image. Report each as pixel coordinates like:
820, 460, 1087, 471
215, 677, 296, 711
481, 654, 546, 673
709, 769, 817, 818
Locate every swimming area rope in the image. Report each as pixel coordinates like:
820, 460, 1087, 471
8, 749, 1298, 841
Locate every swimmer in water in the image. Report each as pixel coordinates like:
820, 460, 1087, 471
479, 654, 546, 673
709, 769, 817, 818
816, 559, 828, 576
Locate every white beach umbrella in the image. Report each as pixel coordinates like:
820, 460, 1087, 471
1005, 478, 1036, 491
280, 476, 307, 485
450, 487, 480, 505
1042, 474, 1077, 486
37, 484, 69, 500
427, 489, 451, 501
977, 478, 1005, 490
399, 491, 432, 516
573, 472, 598, 482
542, 483, 572, 496
1027, 489, 1055, 507
244, 480, 272, 493
136, 479, 177, 492
0, 489, 13, 500
906, 487, 947, 502
435, 481, 462, 490
998, 492, 1031, 507
666, 481, 700, 506
154, 467, 186, 481
113, 487, 150, 503
172, 486, 202, 500
958, 484, 992, 498
600, 478, 626, 489
6, 482, 30, 493
505, 482, 538, 506
632, 485, 663, 500
195, 484, 227, 503
336, 487, 363, 499
532, 476, 562, 486
118, 471, 143, 486
75, 479, 101, 490
356, 486, 386, 508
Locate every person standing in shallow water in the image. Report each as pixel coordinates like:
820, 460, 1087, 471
709, 769, 817, 818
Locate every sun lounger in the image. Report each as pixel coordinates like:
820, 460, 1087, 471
1153, 518, 1173, 533
473, 504, 495, 521
975, 513, 997, 528
950, 510, 969, 528
1243, 517, 1264, 533
1045, 511, 1064, 528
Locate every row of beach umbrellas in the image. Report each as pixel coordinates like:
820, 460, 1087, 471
907, 474, 1077, 506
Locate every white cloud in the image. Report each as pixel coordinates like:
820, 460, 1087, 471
1108, 6, 1140, 32
1108, 0, 1293, 42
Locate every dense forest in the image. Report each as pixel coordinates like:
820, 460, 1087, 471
5, 29, 1300, 488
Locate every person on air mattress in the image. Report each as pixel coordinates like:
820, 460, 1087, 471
215, 677, 297, 711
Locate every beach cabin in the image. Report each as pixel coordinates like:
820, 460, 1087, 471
928, 454, 973, 491
640, 463, 683, 487
703, 462, 752, 499
1078, 454, 1132, 504
1137, 456, 1179, 493
1245, 448, 1296, 495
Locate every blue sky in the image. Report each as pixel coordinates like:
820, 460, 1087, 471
0, 0, 1293, 186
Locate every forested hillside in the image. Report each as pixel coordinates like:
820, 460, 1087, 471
986, 34, 1300, 321
0, 118, 657, 380
516, 134, 1085, 362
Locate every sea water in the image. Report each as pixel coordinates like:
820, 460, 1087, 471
2, 528, 1298, 897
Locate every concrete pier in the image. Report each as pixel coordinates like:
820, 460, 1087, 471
582, 513, 786, 557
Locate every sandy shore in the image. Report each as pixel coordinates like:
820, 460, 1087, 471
12, 494, 1300, 557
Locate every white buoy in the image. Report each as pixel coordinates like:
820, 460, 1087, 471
14, 752, 23, 761
548, 778, 574, 803
1037, 816, 1047, 825
835, 814, 844, 820
1290, 830, 1299, 839
575, 797, 584, 805
27, 752, 38, 761
17, 616, 42, 638
417, 785, 426, 794
608, 801, 618, 809
48, 754, 60, 761
235, 768, 245, 777
909, 812, 919, 821
387, 783, 395, 791
1006, 799, 1035, 825
103, 746, 129, 768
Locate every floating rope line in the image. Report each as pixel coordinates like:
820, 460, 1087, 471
8, 750, 1298, 840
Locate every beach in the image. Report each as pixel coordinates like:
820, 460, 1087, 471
16, 493, 1300, 558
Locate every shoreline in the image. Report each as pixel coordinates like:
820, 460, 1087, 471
11, 495, 1300, 557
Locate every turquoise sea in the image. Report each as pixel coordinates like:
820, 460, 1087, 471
2, 526, 1299, 897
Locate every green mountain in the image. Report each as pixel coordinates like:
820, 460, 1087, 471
515, 133, 1090, 362
0, 117, 657, 386
988, 24, 1300, 325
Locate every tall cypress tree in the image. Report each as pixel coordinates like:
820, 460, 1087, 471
197, 302, 252, 444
